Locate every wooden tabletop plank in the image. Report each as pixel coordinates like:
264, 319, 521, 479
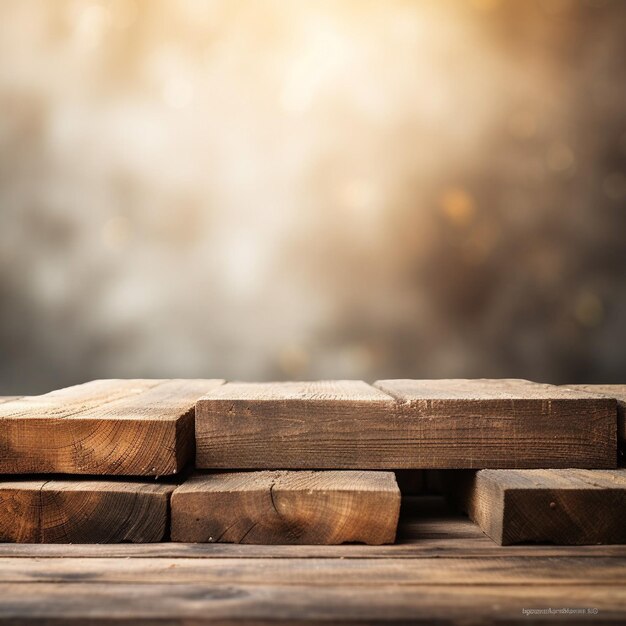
451, 469, 626, 545
0, 379, 224, 475
195, 379, 617, 469
0, 478, 176, 543
171, 471, 400, 545
0, 582, 623, 624
1, 555, 625, 585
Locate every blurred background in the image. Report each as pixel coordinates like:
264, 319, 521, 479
1, 0, 625, 394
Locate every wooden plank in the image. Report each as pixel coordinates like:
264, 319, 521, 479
0, 379, 223, 475
0, 478, 176, 543
171, 471, 400, 545
195, 379, 617, 469
565, 385, 626, 451
195, 381, 397, 469
452, 469, 626, 545
375, 378, 617, 468
0, 583, 624, 624
2, 555, 626, 585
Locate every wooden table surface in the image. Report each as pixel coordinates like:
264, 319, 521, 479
1, 497, 625, 624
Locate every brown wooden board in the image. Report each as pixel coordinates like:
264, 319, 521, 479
0, 379, 223, 476
1, 555, 625, 585
171, 470, 400, 545
195, 379, 616, 469
2, 496, 626, 624
0, 583, 624, 624
0, 478, 176, 543
451, 469, 626, 545
565, 385, 626, 461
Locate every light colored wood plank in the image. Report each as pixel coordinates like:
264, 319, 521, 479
0, 478, 176, 543
171, 471, 400, 545
0, 583, 624, 624
453, 469, 626, 545
0, 379, 224, 475
0, 397, 21, 404
195, 379, 616, 469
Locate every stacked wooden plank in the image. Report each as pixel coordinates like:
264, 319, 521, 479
0, 380, 224, 543
195, 379, 616, 469
0, 377, 623, 546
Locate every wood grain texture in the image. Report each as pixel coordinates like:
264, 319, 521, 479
375, 378, 617, 468
565, 385, 626, 447
195, 379, 617, 469
2, 555, 625, 585
0, 479, 175, 543
452, 469, 626, 545
3, 497, 626, 624
171, 471, 400, 545
0, 583, 624, 624
0, 379, 223, 475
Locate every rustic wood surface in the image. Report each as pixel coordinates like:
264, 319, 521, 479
0, 379, 223, 475
0, 478, 176, 543
171, 471, 400, 544
195, 379, 617, 469
376, 379, 617, 468
450, 469, 626, 545
565, 385, 626, 449
1, 498, 625, 624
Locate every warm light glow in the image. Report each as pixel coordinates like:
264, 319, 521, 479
0, 0, 624, 390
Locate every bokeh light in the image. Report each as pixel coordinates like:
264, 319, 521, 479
0, 0, 625, 393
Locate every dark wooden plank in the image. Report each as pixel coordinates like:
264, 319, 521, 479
0, 478, 176, 543
1, 555, 626, 585
565, 385, 626, 455
0, 582, 624, 624
171, 471, 400, 545
195, 379, 616, 470
451, 469, 626, 545
0, 379, 223, 475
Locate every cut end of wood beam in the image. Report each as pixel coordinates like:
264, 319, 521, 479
171, 470, 401, 545
0, 379, 224, 476
450, 469, 626, 545
0, 478, 176, 543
